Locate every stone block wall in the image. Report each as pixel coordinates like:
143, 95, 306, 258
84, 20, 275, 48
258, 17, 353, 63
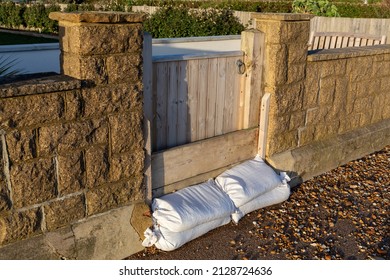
300, 47, 390, 146
253, 13, 390, 181
0, 76, 85, 244
0, 12, 148, 259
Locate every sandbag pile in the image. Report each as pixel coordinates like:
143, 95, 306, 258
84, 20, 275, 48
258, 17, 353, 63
142, 155, 291, 251
142, 180, 235, 251
216, 155, 291, 223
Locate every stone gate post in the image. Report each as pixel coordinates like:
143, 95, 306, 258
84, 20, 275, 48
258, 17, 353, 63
251, 13, 313, 157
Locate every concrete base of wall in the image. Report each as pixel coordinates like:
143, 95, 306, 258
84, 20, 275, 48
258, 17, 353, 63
267, 119, 390, 187
0, 203, 151, 260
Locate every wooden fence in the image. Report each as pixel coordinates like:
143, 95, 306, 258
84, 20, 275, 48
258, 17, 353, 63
143, 32, 266, 198
310, 17, 390, 45
151, 52, 243, 151
308, 32, 387, 51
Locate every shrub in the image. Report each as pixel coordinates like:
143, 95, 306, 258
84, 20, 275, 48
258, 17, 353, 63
292, 0, 340, 17
0, 2, 26, 28
131, 1, 293, 13
143, 5, 245, 38
335, 3, 390, 18
144, 6, 198, 38
23, 4, 60, 33
196, 8, 246, 36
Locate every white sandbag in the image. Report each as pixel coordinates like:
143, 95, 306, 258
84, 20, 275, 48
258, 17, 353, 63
231, 182, 291, 223
143, 216, 231, 251
152, 179, 236, 232
215, 155, 288, 208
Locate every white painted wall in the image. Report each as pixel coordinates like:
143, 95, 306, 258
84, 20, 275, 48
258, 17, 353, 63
0, 43, 60, 74
0, 36, 242, 74
152, 35, 241, 56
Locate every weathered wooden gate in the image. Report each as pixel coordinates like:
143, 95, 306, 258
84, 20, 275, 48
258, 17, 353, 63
143, 32, 266, 199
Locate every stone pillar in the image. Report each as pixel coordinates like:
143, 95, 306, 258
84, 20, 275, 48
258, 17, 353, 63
49, 11, 148, 215
50, 12, 146, 85
252, 13, 313, 156
0, 12, 152, 259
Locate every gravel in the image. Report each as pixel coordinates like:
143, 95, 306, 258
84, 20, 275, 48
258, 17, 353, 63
127, 145, 389, 260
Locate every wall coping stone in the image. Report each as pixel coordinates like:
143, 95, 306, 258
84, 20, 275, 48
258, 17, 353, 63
0, 74, 81, 98
251, 13, 314, 21
49, 11, 147, 24
308, 44, 390, 62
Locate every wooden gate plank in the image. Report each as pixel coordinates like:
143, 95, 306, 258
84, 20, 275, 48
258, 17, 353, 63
155, 62, 168, 151
167, 61, 179, 148
223, 57, 236, 133
197, 59, 209, 140
206, 58, 218, 138
176, 60, 188, 146
188, 59, 200, 142
215, 58, 226, 136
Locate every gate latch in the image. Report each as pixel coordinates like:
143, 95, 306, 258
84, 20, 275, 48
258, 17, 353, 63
236, 59, 246, 75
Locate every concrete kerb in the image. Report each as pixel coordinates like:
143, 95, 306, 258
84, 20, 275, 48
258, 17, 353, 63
0, 204, 148, 260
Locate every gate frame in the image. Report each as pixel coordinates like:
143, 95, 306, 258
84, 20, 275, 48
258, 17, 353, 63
143, 31, 266, 199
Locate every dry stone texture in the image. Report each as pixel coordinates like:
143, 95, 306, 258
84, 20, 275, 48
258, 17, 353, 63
85, 145, 110, 188
38, 119, 108, 156
0, 93, 65, 131
5, 129, 37, 162
0, 208, 42, 245
86, 178, 143, 215
10, 158, 57, 208
57, 151, 86, 195
44, 194, 85, 231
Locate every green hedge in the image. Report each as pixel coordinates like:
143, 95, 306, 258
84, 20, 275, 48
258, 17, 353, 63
132, 0, 390, 18
131, 0, 293, 13
0, 2, 60, 33
0, 1, 389, 36
144, 5, 245, 38
335, 3, 390, 18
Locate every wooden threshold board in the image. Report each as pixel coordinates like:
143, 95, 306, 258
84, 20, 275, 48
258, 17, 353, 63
151, 127, 259, 196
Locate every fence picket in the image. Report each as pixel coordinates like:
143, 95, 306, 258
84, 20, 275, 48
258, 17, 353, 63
188, 59, 200, 142
167, 61, 179, 148
177, 60, 188, 146
206, 59, 218, 138
155, 62, 168, 151
197, 59, 209, 140
215, 58, 227, 136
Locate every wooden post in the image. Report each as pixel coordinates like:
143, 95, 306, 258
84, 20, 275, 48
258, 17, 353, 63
143, 32, 153, 203
258, 93, 270, 159
240, 30, 265, 129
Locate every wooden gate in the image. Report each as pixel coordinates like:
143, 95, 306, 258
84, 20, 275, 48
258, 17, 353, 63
143, 32, 266, 199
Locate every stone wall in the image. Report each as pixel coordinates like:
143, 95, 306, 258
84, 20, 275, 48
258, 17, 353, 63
252, 13, 390, 181
301, 47, 390, 146
0, 12, 150, 260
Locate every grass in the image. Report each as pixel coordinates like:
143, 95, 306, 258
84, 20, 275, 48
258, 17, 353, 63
0, 31, 58, 45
